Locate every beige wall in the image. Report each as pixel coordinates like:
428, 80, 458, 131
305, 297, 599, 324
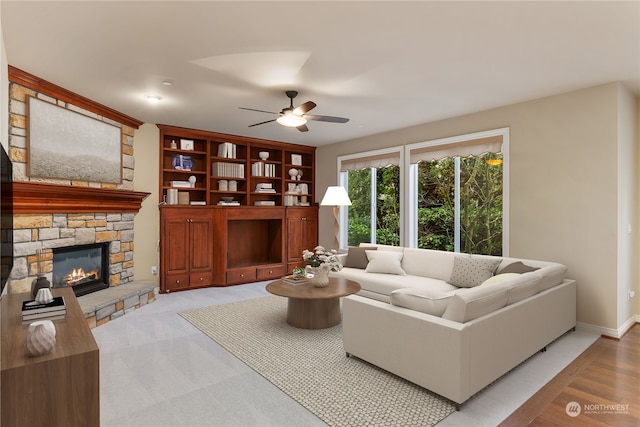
317, 83, 638, 331
133, 123, 160, 286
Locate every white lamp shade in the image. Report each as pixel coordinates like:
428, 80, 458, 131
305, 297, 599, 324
320, 186, 352, 206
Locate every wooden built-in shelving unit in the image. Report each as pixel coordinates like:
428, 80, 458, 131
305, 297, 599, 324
158, 125, 318, 292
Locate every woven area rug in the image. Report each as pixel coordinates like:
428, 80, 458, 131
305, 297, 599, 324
180, 296, 456, 427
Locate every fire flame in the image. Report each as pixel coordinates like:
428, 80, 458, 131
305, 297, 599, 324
65, 267, 99, 285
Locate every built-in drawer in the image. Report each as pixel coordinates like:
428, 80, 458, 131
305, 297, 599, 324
189, 271, 213, 287
257, 265, 286, 281
164, 273, 190, 291
226, 267, 256, 284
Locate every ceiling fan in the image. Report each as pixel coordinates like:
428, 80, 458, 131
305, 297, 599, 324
239, 91, 349, 132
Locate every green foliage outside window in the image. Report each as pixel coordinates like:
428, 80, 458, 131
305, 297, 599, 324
345, 152, 502, 256
418, 153, 503, 255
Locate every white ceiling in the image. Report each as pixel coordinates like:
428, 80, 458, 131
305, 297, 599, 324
2, 1, 638, 147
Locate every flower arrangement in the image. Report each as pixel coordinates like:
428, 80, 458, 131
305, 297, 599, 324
302, 246, 343, 272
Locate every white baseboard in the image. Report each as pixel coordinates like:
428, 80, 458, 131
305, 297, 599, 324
577, 315, 639, 339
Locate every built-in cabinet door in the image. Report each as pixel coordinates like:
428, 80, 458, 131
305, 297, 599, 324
286, 207, 318, 273
161, 208, 213, 293
163, 215, 190, 276
189, 215, 213, 273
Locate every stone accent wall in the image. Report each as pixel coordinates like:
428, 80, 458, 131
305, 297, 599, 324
9, 213, 135, 294
6, 81, 138, 294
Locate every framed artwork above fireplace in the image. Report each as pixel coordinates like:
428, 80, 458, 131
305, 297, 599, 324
27, 96, 122, 183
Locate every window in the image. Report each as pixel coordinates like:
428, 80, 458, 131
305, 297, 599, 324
337, 129, 508, 255
415, 152, 503, 255
344, 165, 401, 246
408, 129, 508, 255
338, 148, 403, 248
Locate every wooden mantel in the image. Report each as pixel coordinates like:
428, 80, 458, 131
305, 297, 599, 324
13, 182, 150, 214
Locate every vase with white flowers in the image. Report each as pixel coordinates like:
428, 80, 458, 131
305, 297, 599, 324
302, 246, 343, 287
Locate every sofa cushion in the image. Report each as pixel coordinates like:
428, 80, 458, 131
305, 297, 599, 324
447, 255, 502, 288
390, 288, 457, 317
506, 272, 542, 304
442, 282, 510, 322
359, 243, 404, 252
401, 248, 456, 281
344, 246, 377, 269
536, 264, 569, 292
496, 261, 539, 275
331, 267, 458, 301
365, 250, 406, 275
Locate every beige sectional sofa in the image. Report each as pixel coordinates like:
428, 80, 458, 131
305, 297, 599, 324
332, 244, 576, 407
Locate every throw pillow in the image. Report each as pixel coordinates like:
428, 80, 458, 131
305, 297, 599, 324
447, 255, 502, 288
344, 246, 377, 269
481, 272, 521, 286
496, 261, 539, 275
365, 250, 406, 275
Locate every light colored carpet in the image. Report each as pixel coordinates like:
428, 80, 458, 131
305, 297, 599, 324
180, 296, 456, 427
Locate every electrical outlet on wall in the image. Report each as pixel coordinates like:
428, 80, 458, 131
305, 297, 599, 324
151, 266, 158, 275
628, 289, 636, 301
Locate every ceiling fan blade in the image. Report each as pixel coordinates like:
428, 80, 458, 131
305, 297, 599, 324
296, 124, 309, 132
293, 101, 316, 115
303, 114, 349, 123
248, 119, 276, 127
239, 107, 279, 115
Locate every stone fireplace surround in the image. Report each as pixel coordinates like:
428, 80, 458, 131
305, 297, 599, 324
6, 67, 155, 327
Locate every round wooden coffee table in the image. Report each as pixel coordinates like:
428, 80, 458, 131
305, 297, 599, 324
266, 277, 361, 329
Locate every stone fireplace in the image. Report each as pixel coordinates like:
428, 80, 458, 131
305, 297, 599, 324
6, 67, 148, 297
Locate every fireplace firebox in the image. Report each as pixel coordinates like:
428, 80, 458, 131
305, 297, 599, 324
52, 242, 110, 296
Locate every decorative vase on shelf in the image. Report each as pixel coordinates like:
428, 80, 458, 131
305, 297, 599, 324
306, 266, 330, 288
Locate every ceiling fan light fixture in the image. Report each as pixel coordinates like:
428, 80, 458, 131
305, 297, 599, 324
276, 112, 307, 127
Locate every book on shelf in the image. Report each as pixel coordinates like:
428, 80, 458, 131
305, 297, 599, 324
22, 296, 66, 314
255, 183, 273, 190
170, 180, 193, 188
22, 308, 67, 322
255, 188, 276, 193
190, 201, 207, 206
217, 201, 241, 206
251, 162, 277, 177
217, 142, 237, 158
212, 162, 244, 178
254, 201, 276, 206
282, 274, 310, 285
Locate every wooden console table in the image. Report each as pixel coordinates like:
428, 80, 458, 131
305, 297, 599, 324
1, 287, 99, 426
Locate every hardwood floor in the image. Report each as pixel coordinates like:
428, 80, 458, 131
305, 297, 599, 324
499, 323, 639, 426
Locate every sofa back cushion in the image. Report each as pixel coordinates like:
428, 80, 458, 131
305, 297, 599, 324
401, 248, 456, 281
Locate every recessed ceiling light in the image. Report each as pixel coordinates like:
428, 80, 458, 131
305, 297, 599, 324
162, 81, 173, 86
146, 95, 162, 103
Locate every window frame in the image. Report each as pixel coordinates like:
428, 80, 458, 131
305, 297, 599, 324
405, 128, 510, 255
337, 146, 404, 247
